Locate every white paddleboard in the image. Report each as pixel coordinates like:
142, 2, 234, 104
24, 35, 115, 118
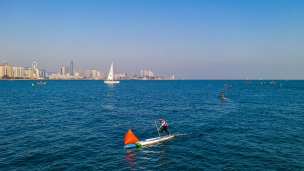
124, 135, 174, 149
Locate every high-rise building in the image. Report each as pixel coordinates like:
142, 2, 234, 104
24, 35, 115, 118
34, 69, 39, 78
32, 62, 39, 77
61, 66, 65, 75
92, 69, 97, 78
32, 62, 38, 70
4, 65, 13, 77
140, 70, 153, 77
17, 67, 25, 78
65, 66, 68, 75
39, 69, 46, 78
148, 71, 154, 77
69, 61, 73, 76
13, 67, 18, 77
27, 68, 34, 78
13, 67, 24, 78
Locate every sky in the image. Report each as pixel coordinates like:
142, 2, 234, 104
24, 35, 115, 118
0, 0, 303, 79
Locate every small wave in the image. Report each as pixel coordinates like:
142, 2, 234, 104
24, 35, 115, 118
174, 133, 190, 136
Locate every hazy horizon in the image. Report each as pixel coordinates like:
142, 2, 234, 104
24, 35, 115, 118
1, 0, 303, 79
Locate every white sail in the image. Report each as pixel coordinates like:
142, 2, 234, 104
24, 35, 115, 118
104, 62, 119, 84
107, 62, 114, 80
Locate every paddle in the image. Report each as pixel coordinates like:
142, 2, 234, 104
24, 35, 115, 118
154, 120, 161, 137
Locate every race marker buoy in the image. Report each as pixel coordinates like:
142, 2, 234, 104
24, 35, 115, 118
124, 129, 139, 145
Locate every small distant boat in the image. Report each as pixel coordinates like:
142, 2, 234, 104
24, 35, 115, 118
223, 84, 228, 87
270, 81, 276, 84
104, 62, 120, 84
244, 82, 251, 84
37, 81, 46, 85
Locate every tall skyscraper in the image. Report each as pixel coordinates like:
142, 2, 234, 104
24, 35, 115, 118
32, 62, 39, 78
65, 66, 69, 75
39, 69, 46, 78
32, 62, 38, 70
69, 61, 73, 76
61, 66, 65, 75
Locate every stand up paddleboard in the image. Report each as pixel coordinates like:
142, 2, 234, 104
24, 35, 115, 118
124, 129, 174, 149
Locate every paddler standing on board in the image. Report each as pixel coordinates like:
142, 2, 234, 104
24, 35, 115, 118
156, 117, 171, 138
221, 91, 225, 99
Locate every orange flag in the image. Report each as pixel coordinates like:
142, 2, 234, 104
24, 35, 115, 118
124, 129, 139, 145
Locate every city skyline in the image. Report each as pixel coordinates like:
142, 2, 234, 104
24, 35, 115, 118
0, 60, 172, 80
1, 1, 304, 79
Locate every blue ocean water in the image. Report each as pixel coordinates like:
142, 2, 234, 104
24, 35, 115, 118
0, 80, 303, 170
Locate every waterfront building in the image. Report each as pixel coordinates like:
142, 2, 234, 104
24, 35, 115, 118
65, 66, 69, 75
92, 69, 97, 78
140, 70, 154, 78
61, 66, 65, 75
0, 65, 3, 77
74, 71, 79, 78
148, 71, 154, 77
69, 61, 73, 76
39, 69, 46, 78
48, 73, 62, 79
4, 65, 13, 77
12, 67, 25, 78
74, 70, 91, 78
34, 69, 39, 78
27, 68, 34, 79
115, 73, 124, 79
13, 67, 18, 77
18, 67, 25, 78
125, 72, 134, 78
32, 62, 39, 78
32, 62, 38, 69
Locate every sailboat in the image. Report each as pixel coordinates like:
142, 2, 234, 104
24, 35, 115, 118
104, 62, 120, 84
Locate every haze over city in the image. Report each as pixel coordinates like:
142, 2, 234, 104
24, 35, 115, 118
1, 0, 303, 79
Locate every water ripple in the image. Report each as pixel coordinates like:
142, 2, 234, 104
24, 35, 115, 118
0, 80, 303, 170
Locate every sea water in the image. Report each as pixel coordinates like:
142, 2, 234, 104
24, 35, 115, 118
0, 80, 303, 170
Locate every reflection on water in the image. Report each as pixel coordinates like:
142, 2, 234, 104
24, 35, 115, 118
105, 83, 116, 89
124, 149, 137, 169
158, 143, 173, 166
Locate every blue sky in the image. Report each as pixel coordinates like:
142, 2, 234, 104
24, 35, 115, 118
0, 0, 303, 79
